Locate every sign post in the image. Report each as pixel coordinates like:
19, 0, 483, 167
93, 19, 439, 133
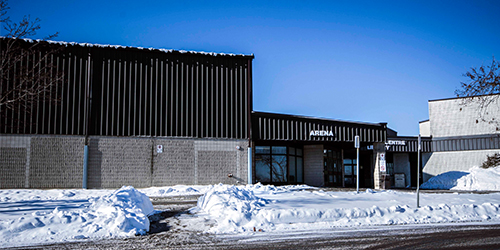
354, 135, 360, 193
417, 134, 421, 208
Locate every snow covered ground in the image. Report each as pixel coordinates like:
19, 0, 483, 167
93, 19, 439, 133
195, 184, 500, 234
1, 166, 500, 248
0, 186, 153, 248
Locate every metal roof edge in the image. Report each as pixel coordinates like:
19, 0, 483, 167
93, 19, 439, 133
252, 111, 386, 128
387, 136, 432, 140
429, 93, 500, 102
0, 37, 255, 59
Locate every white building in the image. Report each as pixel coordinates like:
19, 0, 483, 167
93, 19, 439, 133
420, 94, 500, 182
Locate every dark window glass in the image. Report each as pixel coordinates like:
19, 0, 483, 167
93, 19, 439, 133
289, 156, 296, 183
255, 145, 302, 184
345, 165, 352, 175
272, 146, 287, 155
297, 157, 303, 182
255, 155, 271, 183
297, 148, 303, 156
255, 146, 270, 154
345, 177, 353, 185
271, 155, 287, 182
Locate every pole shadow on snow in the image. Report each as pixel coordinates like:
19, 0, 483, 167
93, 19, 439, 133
147, 210, 175, 234
147, 197, 199, 234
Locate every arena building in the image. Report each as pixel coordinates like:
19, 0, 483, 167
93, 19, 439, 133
3, 39, 495, 190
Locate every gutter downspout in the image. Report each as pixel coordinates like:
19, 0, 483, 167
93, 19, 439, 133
248, 146, 252, 184
83, 51, 91, 189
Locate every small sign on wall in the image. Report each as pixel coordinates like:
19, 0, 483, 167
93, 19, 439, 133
380, 160, 386, 172
379, 153, 386, 172
157, 145, 163, 154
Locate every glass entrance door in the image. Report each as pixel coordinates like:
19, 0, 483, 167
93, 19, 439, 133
324, 149, 342, 187
343, 158, 357, 187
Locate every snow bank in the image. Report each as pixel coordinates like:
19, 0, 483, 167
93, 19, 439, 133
196, 184, 500, 234
421, 166, 500, 191
89, 186, 154, 236
197, 184, 269, 233
0, 186, 153, 248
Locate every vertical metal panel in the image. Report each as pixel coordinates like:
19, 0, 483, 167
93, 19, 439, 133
34, 52, 40, 134
127, 59, 132, 136
153, 58, 158, 136
52, 55, 59, 134
195, 60, 199, 138
224, 62, 228, 138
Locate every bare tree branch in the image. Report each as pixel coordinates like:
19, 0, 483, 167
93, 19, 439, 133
0, 0, 62, 132
455, 57, 500, 130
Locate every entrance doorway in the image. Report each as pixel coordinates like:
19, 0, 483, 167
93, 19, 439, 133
324, 149, 342, 187
343, 158, 357, 187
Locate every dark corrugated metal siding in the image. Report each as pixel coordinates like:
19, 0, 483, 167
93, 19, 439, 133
1, 43, 89, 135
252, 112, 386, 143
1, 39, 253, 139
432, 135, 500, 152
386, 137, 432, 152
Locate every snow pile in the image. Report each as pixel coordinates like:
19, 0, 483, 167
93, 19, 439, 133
0, 186, 153, 248
421, 166, 500, 191
89, 186, 154, 236
196, 184, 500, 234
420, 171, 470, 190
197, 184, 269, 233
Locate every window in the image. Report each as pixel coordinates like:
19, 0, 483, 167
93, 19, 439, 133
255, 145, 303, 184
288, 147, 303, 183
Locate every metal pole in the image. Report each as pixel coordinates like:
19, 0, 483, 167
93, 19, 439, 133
417, 134, 421, 208
83, 145, 88, 189
355, 135, 360, 193
248, 147, 252, 184
356, 147, 360, 193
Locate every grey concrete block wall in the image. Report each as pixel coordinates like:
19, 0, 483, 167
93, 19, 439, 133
304, 145, 324, 186
0, 136, 31, 188
194, 140, 247, 185
0, 148, 27, 188
88, 137, 153, 189
422, 149, 500, 182
197, 151, 237, 184
1, 135, 248, 189
152, 139, 195, 186
429, 97, 500, 137
29, 137, 84, 188
152, 139, 247, 186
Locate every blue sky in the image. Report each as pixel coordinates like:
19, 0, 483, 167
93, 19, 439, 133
5, 0, 499, 135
